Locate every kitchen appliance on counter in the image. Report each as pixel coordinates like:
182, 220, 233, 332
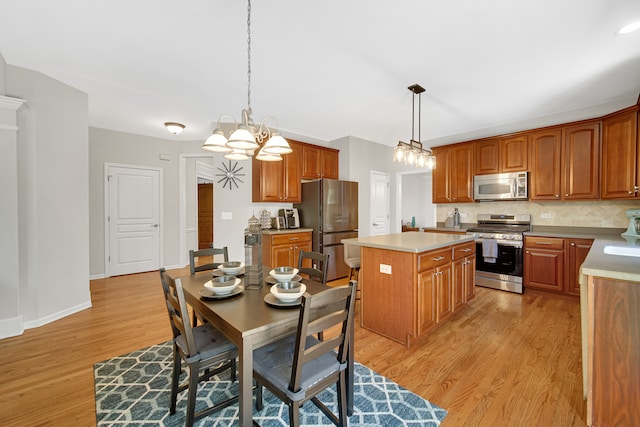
278, 208, 300, 229
621, 208, 640, 238
474, 171, 528, 201
294, 179, 358, 281
466, 213, 532, 294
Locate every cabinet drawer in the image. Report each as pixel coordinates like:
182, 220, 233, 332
270, 232, 311, 246
524, 236, 564, 250
453, 242, 475, 260
418, 247, 452, 271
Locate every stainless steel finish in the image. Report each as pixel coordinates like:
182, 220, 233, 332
473, 171, 528, 201
295, 179, 359, 281
476, 271, 523, 293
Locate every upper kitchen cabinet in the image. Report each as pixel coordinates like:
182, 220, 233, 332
601, 106, 639, 199
432, 143, 474, 203
300, 143, 339, 180
475, 134, 528, 175
529, 120, 600, 201
252, 141, 302, 202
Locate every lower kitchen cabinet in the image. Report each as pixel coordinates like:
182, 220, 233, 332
453, 241, 476, 308
262, 231, 312, 269
524, 236, 565, 292
417, 269, 437, 335
566, 238, 593, 296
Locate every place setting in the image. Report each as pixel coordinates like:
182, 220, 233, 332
264, 266, 306, 308
200, 261, 246, 300
212, 261, 245, 277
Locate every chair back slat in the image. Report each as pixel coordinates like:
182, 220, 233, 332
289, 281, 356, 393
159, 269, 197, 356
189, 246, 229, 274
297, 250, 329, 285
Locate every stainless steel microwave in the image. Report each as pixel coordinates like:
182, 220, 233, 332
473, 171, 528, 201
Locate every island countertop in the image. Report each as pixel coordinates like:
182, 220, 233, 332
342, 231, 474, 253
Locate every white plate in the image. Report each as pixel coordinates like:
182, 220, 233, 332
213, 267, 245, 277
264, 293, 301, 308
200, 284, 244, 300
266, 275, 302, 285
203, 278, 242, 295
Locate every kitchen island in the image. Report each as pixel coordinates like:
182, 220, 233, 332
343, 232, 476, 346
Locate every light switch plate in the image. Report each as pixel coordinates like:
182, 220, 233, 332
380, 264, 392, 274
221, 211, 233, 220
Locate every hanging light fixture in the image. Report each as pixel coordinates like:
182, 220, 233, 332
165, 122, 185, 135
393, 84, 435, 169
202, 0, 291, 161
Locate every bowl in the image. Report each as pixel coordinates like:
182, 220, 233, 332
269, 266, 298, 282
270, 281, 306, 303
204, 275, 239, 295
219, 261, 244, 275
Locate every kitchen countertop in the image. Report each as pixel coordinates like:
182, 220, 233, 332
342, 232, 474, 253
261, 228, 313, 235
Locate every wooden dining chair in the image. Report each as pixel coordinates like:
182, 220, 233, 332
253, 280, 357, 427
297, 250, 329, 285
189, 245, 229, 275
159, 268, 238, 426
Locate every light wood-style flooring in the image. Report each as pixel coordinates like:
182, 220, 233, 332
0, 266, 586, 426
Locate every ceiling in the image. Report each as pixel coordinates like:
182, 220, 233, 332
1, 0, 639, 148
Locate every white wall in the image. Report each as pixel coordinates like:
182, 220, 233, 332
3, 65, 90, 337
0, 52, 6, 95
400, 172, 435, 228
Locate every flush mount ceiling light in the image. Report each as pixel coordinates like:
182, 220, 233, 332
616, 20, 640, 35
202, 0, 291, 162
165, 122, 185, 135
393, 84, 435, 169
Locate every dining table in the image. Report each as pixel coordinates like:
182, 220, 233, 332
179, 266, 354, 427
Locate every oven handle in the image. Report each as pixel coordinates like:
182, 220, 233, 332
473, 238, 523, 248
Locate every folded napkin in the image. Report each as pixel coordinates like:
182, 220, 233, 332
482, 239, 498, 264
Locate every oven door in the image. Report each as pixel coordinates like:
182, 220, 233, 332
475, 239, 523, 277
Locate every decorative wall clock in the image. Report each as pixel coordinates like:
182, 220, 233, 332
215, 160, 245, 190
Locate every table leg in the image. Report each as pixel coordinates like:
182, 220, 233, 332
238, 336, 254, 427
347, 308, 354, 415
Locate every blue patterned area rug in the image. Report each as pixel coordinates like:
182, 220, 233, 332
94, 341, 447, 426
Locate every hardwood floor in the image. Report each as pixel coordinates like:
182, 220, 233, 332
0, 267, 586, 426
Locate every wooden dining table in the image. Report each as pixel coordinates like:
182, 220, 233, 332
179, 266, 354, 427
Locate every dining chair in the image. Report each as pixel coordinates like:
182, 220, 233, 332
189, 245, 229, 275
297, 250, 329, 285
253, 280, 357, 427
159, 268, 238, 426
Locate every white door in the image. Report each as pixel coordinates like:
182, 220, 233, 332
106, 165, 161, 276
370, 171, 390, 235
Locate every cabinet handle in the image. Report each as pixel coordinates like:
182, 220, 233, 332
535, 241, 551, 245
461, 248, 472, 252
565, 193, 569, 197
289, 237, 299, 241
571, 242, 575, 246
555, 195, 560, 198
432, 256, 445, 261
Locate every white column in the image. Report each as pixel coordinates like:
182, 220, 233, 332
0, 95, 26, 339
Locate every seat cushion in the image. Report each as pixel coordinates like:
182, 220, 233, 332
253, 335, 346, 401
345, 257, 360, 269
175, 323, 236, 360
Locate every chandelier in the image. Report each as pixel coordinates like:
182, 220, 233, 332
393, 84, 435, 169
202, 0, 291, 161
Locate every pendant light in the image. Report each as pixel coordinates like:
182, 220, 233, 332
393, 84, 435, 169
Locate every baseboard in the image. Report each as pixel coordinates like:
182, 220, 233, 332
90, 273, 105, 280
22, 300, 92, 330
0, 315, 24, 340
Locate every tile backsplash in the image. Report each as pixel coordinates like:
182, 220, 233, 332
437, 200, 640, 228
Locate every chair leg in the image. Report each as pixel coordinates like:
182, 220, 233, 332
255, 382, 263, 410
289, 402, 301, 427
170, 344, 180, 414
230, 358, 237, 382
185, 361, 200, 427
191, 310, 198, 327
337, 373, 348, 427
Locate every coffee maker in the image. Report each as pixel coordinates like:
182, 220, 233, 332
278, 208, 300, 229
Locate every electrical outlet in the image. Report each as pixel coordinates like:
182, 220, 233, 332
541, 213, 552, 219
380, 264, 392, 274
460, 212, 467, 218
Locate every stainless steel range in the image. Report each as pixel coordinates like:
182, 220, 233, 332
466, 214, 532, 294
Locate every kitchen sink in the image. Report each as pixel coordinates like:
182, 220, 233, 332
603, 245, 640, 258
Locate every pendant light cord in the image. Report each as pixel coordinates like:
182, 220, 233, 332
246, 0, 252, 113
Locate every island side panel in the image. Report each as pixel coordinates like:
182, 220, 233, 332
360, 246, 416, 346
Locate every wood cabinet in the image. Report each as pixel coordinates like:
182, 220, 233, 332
524, 236, 565, 292
252, 142, 302, 202
529, 121, 600, 201
432, 143, 474, 203
417, 269, 437, 335
301, 143, 339, 179
565, 238, 593, 296
475, 135, 528, 175
262, 231, 312, 269
601, 107, 639, 199
452, 241, 476, 309
418, 247, 453, 328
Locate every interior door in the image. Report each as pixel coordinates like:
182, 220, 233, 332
370, 171, 390, 235
197, 182, 213, 249
107, 165, 161, 276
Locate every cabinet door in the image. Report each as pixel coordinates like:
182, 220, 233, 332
562, 122, 600, 200
436, 264, 453, 322
272, 244, 293, 268
292, 240, 312, 268
452, 258, 466, 311
432, 147, 450, 203
283, 143, 302, 202
465, 255, 476, 301
524, 247, 564, 292
450, 143, 474, 202
566, 238, 592, 296
320, 149, 339, 179
301, 144, 320, 179
418, 269, 437, 335
601, 108, 638, 199
253, 159, 283, 202
475, 138, 500, 175
529, 129, 563, 200
501, 135, 528, 172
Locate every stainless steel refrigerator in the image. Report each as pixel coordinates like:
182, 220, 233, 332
294, 179, 358, 281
